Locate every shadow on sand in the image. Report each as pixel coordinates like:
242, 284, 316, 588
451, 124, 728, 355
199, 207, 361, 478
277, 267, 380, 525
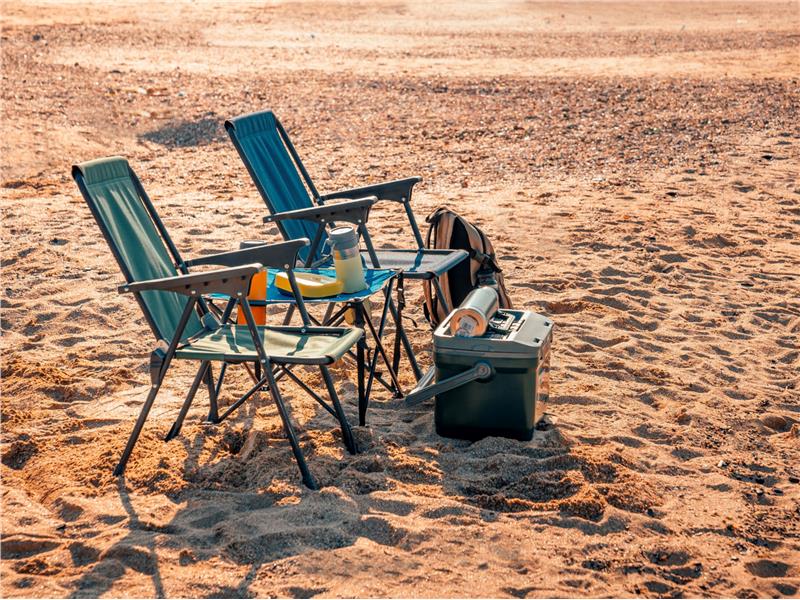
139, 116, 224, 148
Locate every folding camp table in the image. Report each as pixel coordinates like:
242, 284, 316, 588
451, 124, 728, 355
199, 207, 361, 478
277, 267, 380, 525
208, 267, 404, 425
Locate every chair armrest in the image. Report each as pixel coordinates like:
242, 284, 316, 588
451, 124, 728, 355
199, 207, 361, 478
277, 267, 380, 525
263, 197, 376, 225
268, 325, 363, 337
118, 264, 261, 298
319, 177, 422, 203
185, 239, 309, 270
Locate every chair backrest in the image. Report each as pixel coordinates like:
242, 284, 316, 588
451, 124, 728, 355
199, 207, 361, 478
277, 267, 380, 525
72, 157, 203, 342
225, 111, 325, 264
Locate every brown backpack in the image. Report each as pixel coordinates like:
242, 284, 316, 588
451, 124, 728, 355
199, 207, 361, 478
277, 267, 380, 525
422, 207, 512, 327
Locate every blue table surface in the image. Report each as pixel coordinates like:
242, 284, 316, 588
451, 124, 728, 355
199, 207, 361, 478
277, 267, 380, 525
208, 267, 396, 305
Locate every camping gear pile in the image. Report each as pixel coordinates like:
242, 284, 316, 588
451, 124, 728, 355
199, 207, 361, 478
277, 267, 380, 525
73, 110, 554, 489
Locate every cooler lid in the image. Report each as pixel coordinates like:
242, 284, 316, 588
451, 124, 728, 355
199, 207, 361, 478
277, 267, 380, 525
433, 309, 553, 358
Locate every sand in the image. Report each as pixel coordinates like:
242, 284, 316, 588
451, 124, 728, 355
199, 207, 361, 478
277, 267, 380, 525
1, 0, 799, 597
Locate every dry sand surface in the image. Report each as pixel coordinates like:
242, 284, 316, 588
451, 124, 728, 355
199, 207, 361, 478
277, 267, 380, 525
1, 0, 799, 597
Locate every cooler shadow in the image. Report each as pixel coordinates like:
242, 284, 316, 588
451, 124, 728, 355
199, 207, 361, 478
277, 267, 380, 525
349, 396, 661, 531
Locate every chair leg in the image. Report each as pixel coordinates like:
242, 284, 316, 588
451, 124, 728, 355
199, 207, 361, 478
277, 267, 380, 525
278, 365, 336, 418
208, 362, 225, 423
322, 302, 336, 325
204, 364, 219, 423
165, 361, 209, 441
319, 366, 357, 454
263, 365, 319, 490
432, 277, 452, 314
238, 298, 318, 489
114, 382, 162, 476
388, 297, 422, 380
114, 295, 197, 475
361, 304, 403, 398
215, 374, 268, 423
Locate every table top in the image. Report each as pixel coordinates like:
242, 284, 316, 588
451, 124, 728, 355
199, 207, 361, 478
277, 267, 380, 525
208, 267, 397, 305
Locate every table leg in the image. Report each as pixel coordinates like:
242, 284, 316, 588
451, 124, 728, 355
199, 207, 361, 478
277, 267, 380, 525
354, 302, 367, 426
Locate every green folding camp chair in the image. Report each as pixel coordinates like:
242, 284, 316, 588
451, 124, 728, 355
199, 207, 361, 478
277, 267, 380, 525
73, 156, 364, 490
224, 111, 470, 381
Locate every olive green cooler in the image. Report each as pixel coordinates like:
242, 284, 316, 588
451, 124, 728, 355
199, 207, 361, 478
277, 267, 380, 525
423, 309, 553, 441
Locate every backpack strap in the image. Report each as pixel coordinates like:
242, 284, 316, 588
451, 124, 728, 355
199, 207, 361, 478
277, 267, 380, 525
422, 211, 439, 326
425, 206, 451, 228
423, 207, 458, 327
469, 247, 502, 273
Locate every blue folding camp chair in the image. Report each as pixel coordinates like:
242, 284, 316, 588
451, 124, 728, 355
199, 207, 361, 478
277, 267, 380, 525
224, 111, 470, 383
73, 156, 365, 489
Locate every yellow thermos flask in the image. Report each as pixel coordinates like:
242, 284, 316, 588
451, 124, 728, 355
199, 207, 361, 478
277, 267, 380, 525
328, 226, 367, 293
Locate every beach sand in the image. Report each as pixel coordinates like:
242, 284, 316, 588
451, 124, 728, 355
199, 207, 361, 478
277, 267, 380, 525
1, 1, 799, 597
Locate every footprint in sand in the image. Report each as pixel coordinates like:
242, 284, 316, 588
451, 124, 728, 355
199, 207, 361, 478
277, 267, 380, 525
187, 509, 230, 529
545, 300, 594, 315
53, 498, 84, 522
503, 585, 538, 598
645, 546, 690, 566
285, 586, 328, 598
1, 440, 38, 470
355, 515, 411, 547
745, 559, 793, 578
760, 414, 794, 433
643, 580, 674, 595
1, 537, 60, 560
68, 541, 101, 567
578, 334, 629, 349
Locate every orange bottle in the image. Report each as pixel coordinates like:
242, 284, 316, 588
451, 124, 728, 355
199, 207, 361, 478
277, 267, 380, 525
237, 268, 267, 325
235, 241, 268, 326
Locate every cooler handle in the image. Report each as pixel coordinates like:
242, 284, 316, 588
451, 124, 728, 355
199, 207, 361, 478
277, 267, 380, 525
404, 361, 494, 406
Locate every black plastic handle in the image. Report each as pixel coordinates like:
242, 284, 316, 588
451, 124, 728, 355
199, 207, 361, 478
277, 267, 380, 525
404, 361, 494, 406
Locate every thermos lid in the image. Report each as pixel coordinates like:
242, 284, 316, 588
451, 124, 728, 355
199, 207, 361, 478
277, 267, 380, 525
328, 226, 359, 249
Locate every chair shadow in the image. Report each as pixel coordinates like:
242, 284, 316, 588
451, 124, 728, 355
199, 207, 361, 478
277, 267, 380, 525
138, 117, 224, 148
67, 359, 362, 598
69, 479, 165, 598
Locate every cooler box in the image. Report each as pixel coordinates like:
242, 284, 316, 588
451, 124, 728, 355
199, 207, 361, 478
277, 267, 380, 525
432, 309, 553, 441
